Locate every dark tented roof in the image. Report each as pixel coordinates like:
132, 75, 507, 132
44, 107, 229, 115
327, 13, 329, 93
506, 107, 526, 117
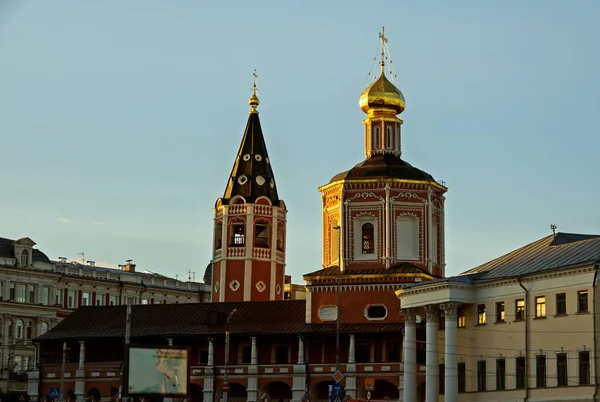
460, 232, 600, 280
329, 154, 436, 184
222, 113, 279, 205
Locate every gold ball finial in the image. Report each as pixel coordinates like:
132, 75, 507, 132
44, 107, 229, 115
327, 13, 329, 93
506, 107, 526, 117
249, 69, 260, 114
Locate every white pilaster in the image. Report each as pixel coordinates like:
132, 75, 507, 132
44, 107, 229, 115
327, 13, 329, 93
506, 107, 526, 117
246, 205, 255, 301
401, 309, 417, 402
425, 305, 439, 402
427, 188, 433, 273
442, 303, 459, 402
298, 335, 305, 364
385, 184, 391, 269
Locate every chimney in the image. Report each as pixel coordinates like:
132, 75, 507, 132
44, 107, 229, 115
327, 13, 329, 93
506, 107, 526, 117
88, 261, 96, 267
123, 259, 136, 272
58, 257, 67, 263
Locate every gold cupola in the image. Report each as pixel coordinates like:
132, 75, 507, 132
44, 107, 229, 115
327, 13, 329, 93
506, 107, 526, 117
359, 28, 405, 117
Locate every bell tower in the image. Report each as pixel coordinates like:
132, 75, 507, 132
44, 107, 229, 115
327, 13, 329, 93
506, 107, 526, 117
305, 28, 446, 325
212, 74, 287, 302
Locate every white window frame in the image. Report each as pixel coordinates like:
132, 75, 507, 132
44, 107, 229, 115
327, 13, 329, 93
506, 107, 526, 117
364, 304, 388, 321
318, 305, 338, 322
353, 214, 378, 261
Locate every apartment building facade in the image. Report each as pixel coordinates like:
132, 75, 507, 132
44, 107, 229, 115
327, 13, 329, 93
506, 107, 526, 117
397, 232, 600, 402
0, 236, 209, 399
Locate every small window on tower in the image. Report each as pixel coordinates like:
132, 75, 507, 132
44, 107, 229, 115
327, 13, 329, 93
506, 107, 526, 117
373, 126, 380, 149
277, 225, 284, 251
231, 223, 245, 246
255, 222, 270, 248
362, 223, 374, 254
386, 126, 392, 149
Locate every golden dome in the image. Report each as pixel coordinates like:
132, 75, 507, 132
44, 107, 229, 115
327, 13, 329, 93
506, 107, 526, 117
359, 72, 405, 115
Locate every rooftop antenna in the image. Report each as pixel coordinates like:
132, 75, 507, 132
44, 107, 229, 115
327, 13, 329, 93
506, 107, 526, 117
188, 270, 192, 281
551, 223, 558, 246
78, 252, 85, 263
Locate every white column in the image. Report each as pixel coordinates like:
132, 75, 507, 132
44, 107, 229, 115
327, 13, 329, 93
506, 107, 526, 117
293, 336, 308, 402
348, 334, 356, 364
425, 305, 439, 402
346, 334, 357, 398
247, 336, 259, 402
251, 336, 258, 365
78, 341, 85, 369
441, 303, 459, 402
298, 335, 305, 364
203, 338, 215, 402
208, 338, 215, 366
401, 309, 417, 402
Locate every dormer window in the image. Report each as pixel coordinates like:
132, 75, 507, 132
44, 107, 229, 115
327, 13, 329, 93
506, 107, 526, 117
362, 223, 374, 254
231, 223, 245, 247
255, 222, 270, 248
20, 250, 29, 267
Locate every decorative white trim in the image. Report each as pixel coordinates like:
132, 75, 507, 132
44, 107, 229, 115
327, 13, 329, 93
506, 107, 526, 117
353, 213, 379, 261
364, 304, 388, 321
256, 281, 266, 293
229, 280, 240, 292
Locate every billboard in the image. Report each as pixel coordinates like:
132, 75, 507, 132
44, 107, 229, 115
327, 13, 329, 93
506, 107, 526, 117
127, 346, 189, 396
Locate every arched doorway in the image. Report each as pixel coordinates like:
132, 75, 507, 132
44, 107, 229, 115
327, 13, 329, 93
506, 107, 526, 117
262, 381, 292, 401
190, 383, 203, 402
86, 388, 101, 402
227, 382, 247, 402
310, 381, 335, 402
371, 380, 398, 400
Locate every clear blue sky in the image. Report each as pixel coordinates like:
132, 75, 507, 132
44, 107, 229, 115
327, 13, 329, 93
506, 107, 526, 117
1, 1, 599, 282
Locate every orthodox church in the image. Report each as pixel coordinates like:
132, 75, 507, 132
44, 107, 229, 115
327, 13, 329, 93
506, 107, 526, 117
33, 29, 446, 402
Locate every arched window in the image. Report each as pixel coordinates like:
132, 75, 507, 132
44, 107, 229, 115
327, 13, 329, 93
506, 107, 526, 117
254, 221, 270, 248
214, 221, 223, 249
386, 126, 393, 149
230, 222, 245, 246
362, 223, 374, 254
40, 322, 48, 335
373, 126, 380, 149
15, 319, 23, 339
21, 250, 29, 267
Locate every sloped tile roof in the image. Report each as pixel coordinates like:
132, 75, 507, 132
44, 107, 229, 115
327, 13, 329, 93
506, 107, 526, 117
461, 232, 600, 280
304, 262, 430, 278
35, 299, 403, 341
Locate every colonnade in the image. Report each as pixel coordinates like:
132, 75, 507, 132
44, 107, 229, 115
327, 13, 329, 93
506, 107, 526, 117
401, 302, 460, 402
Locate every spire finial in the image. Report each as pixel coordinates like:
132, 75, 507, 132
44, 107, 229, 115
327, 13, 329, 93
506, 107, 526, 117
249, 69, 260, 114
378, 26, 388, 75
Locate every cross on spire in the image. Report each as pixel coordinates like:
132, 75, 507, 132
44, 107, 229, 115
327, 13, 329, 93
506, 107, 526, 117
249, 69, 260, 113
379, 26, 388, 73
